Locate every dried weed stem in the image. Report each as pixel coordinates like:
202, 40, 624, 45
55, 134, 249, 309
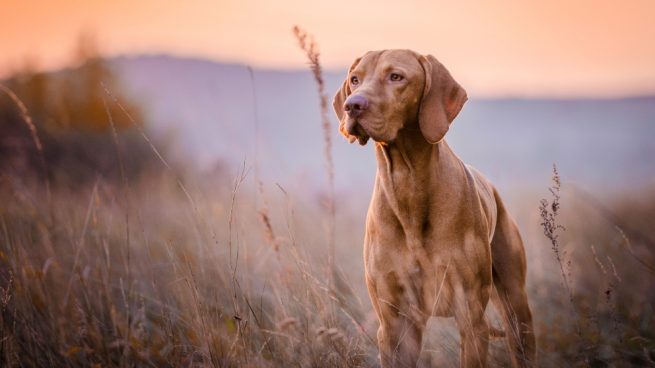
292, 26, 336, 287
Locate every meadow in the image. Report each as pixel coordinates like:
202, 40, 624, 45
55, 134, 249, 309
1, 35, 654, 367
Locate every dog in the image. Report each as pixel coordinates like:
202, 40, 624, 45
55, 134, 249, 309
332, 50, 535, 367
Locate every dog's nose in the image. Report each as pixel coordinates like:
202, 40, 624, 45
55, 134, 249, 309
344, 95, 368, 118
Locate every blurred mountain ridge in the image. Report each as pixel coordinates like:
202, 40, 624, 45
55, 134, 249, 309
109, 54, 655, 196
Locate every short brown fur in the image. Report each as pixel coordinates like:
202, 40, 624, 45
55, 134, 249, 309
333, 50, 536, 367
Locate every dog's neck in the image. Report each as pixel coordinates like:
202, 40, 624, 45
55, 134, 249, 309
373, 125, 446, 232
375, 125, 440, 181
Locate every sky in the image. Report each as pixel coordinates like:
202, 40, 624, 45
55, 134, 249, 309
2, 0, 654, 97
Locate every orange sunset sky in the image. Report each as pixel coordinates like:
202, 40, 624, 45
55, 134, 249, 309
2, 0, 654, 97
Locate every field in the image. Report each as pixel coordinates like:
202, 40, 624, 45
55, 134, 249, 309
1, 40, 655, 367
2, 120, 655, 368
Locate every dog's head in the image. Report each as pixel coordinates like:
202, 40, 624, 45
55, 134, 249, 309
332, 49, 467, 145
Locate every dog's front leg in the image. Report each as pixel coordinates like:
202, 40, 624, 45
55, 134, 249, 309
454, 293, 490, 368
369, 272, 427, 368
377, 312, 424, 367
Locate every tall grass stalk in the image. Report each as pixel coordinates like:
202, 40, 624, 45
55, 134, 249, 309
102, 96, 134, 366
247, 65, 279, 255
0, 84, 51, 210
539, 164, 572, 304
292, 26, 337, 290
539, 164, 586, 352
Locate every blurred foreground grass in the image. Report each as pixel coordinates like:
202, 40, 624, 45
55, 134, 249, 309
2, 156, 655, 367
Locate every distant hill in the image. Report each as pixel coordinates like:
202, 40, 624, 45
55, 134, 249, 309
110, 55, 655, 197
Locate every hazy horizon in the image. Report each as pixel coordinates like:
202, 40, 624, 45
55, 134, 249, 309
102, 54, 655, 198
5, 52, 655, 100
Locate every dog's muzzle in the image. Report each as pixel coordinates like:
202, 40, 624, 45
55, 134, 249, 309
345, 119, 370, 145
342, 94, 371, 145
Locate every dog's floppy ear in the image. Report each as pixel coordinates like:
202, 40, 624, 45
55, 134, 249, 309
333, 56, 363, 143
417, 55, 467, 144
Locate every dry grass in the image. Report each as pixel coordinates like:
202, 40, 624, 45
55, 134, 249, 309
0, 158, 376, 367
0, 79, 376, 367
528, 172, 655, 366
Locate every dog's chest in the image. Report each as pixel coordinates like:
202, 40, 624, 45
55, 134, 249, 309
379, 163, 432, 226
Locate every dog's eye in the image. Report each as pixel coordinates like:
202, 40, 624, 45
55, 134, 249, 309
389, 73, 404, 82
350, 76, 359, 85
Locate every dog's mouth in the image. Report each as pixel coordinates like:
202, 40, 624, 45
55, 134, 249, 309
344, 119, 370, 146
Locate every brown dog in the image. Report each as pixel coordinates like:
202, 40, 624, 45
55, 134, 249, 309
332, 50, 535, 367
